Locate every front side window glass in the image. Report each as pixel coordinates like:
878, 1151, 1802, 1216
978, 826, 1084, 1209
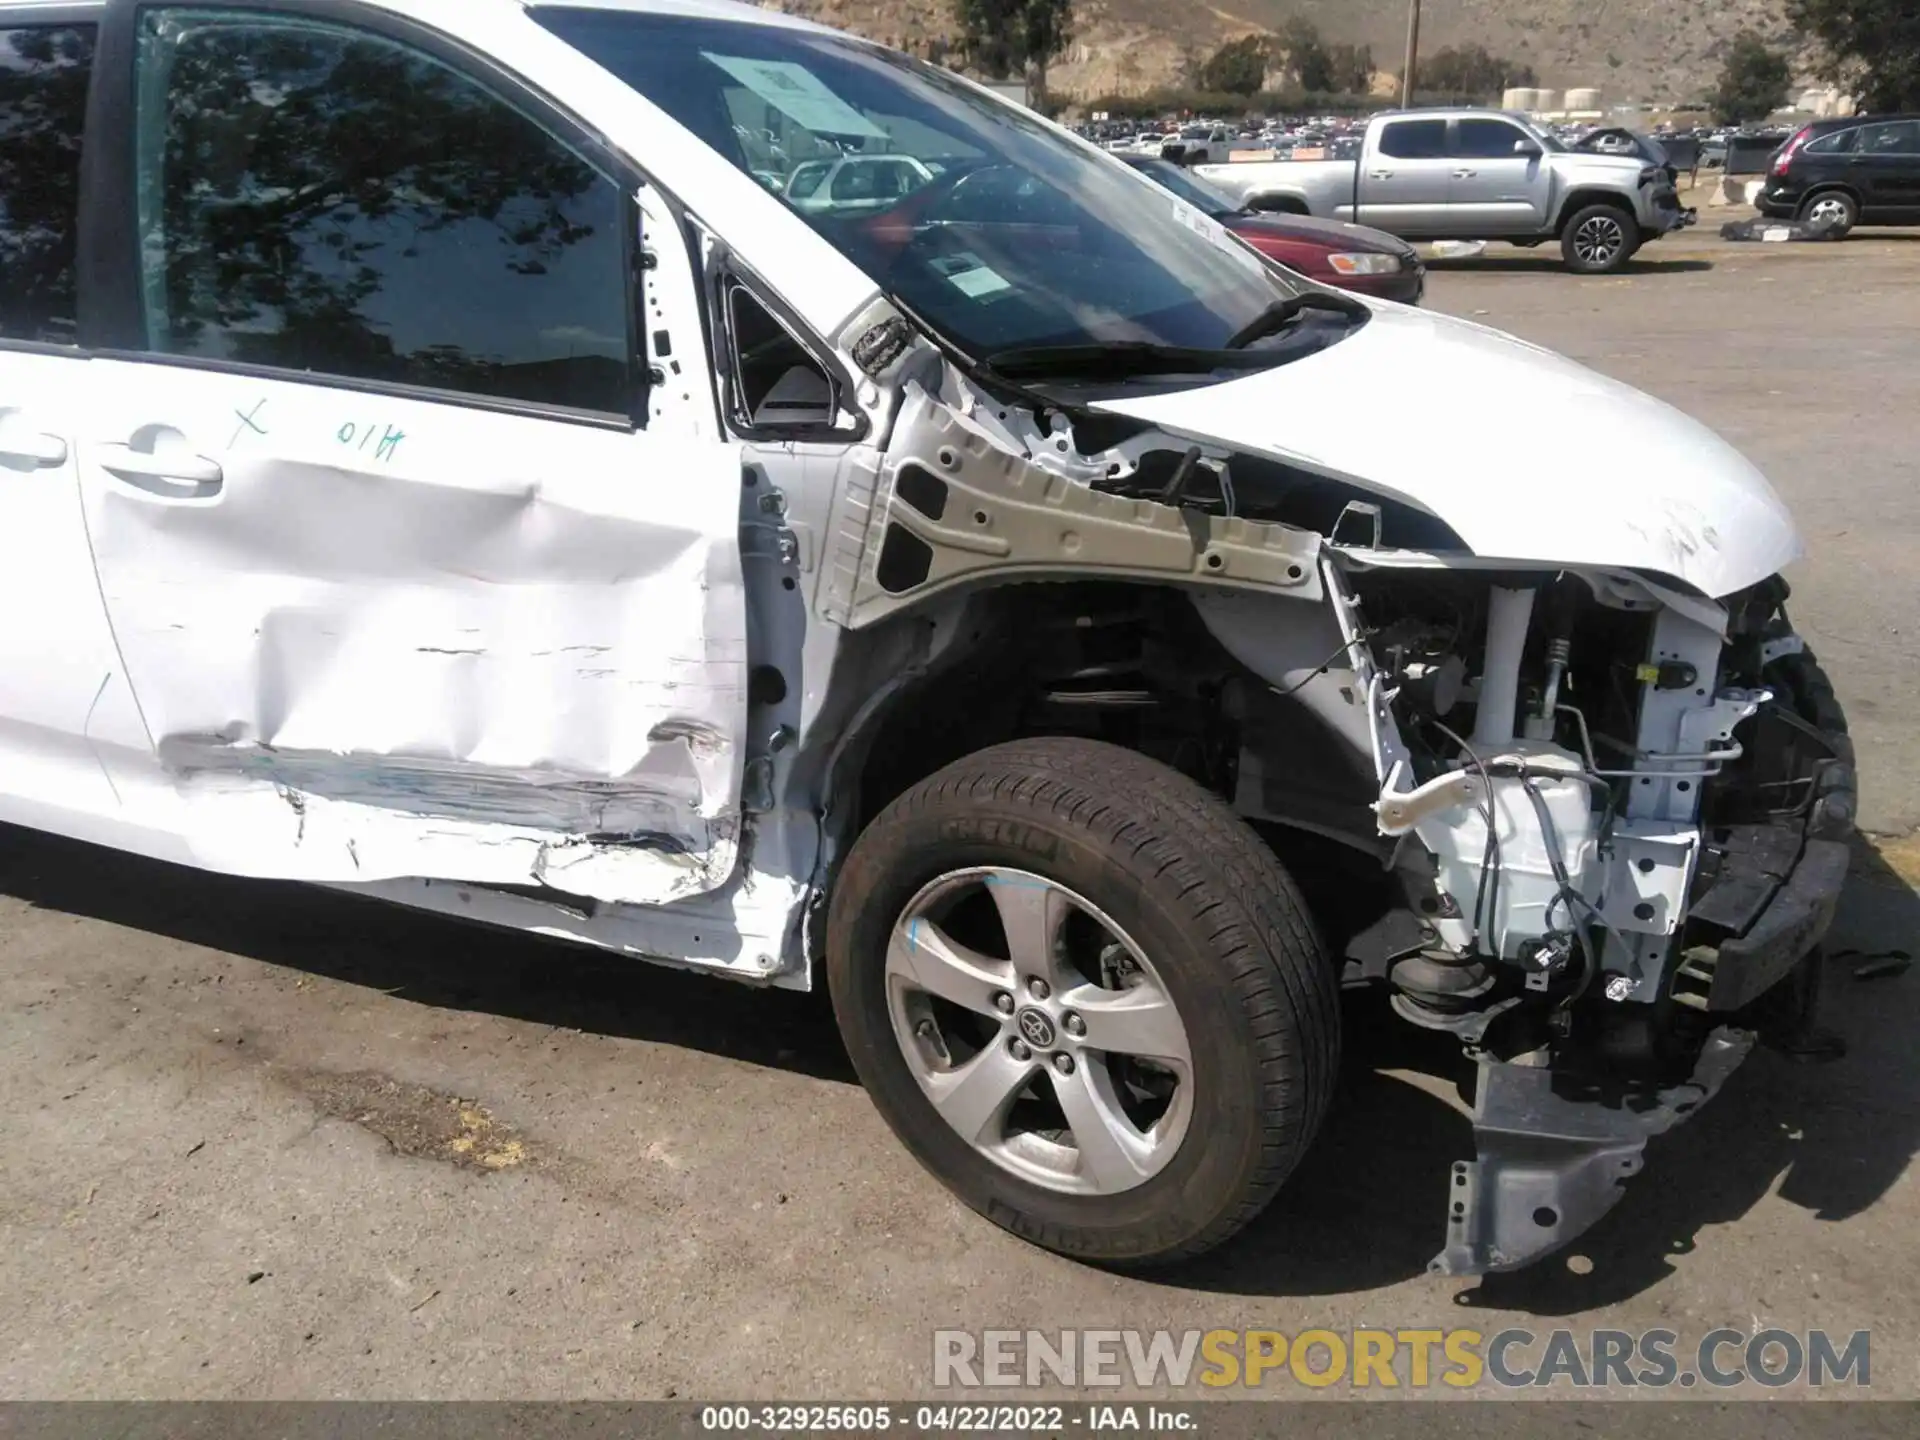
1454, 119, 1525, 159
133, 8, 634, 413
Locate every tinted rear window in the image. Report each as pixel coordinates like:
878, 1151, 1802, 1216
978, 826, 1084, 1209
0, 26, 94, 345
1804, 128, 1857, 156
1378, 120, 1446, 160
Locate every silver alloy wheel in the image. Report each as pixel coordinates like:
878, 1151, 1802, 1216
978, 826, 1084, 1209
885, 867, 1195, 1196
1806, 195, 1852, 228
1573, 213, 1627, 267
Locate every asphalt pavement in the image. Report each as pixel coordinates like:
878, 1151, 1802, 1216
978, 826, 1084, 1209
3, 236, 1917, 1405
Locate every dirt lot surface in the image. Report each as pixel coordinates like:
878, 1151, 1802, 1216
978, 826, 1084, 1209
4, 236, 1919, 1405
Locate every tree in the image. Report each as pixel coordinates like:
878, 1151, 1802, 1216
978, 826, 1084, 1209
1786, 0, 1920, 112
952, 0, 1075, 107
1420, 44, 1535, 100
1269, 21, 1372, 97
1199, 36, 1270, 97
1327, 42, 1376, 97
1710, 31, 1791, 122
1276, 17, 1335, 94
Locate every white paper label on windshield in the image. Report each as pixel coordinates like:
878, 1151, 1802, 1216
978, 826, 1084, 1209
702, 53, 888, 140
1170, 200, 1246, 257
931, 254, 1013, 300
948, 265, 1013, 299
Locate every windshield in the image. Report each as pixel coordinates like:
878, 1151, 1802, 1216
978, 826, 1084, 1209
1126, 159, 1241, 218
1519, 120, 1565, 153
534, 8, 1303, 357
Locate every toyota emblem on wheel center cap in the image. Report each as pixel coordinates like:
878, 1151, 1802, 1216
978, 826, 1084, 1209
1016, 1008, 1056, 1050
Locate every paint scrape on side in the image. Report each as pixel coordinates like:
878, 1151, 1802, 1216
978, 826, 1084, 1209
154, 730, 741, 907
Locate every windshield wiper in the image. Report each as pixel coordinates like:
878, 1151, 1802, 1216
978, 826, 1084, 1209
982, 342, 1282, 380
1224, 291, 1369, 350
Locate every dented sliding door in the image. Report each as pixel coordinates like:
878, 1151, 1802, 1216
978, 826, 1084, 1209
76, 360, 749, 907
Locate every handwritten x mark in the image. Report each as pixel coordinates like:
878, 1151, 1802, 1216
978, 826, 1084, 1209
229, 399, 268, 447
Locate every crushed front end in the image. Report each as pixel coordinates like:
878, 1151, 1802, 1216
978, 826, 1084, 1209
831, 286, 1849, 1274
1337, 565, 1855, 1274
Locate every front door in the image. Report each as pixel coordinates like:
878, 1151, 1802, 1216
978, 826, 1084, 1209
1357, 117, 1455, 233
1447, 116, 1548, 233
76, 3, 748, 907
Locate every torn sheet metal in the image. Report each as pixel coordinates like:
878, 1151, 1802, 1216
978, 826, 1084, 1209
79, 358, 748, 907
824, 385, 1324, 628
1432, 1027, 1754, 1275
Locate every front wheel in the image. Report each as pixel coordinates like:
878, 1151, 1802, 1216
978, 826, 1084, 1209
1561, 203, 1640, 273
826, 738, 1340, 1266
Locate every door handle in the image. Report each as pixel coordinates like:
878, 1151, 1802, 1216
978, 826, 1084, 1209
1368, 169, 1394, 180
1452, 168, 1479, 179
99, 442, 224, 492
0, 431, 68, 468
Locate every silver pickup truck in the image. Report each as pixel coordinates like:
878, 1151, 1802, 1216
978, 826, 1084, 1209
1197, 109, 1696, 274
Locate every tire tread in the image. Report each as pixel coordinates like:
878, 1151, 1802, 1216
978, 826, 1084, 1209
831, 737, 1341, 1265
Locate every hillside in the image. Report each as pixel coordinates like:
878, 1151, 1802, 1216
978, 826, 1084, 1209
757, 0, 1807, 106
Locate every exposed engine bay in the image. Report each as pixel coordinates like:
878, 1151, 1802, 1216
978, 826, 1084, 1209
1317, 564, 1854, 1272
828, 352, 1858, 1274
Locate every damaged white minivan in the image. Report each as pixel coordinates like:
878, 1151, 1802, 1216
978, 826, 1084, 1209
0, 0, 1856, 1273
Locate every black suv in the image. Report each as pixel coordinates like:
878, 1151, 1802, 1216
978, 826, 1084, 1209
1757, 114, 1920, 236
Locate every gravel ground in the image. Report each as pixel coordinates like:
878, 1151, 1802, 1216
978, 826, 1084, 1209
3, 236, 1918, 1405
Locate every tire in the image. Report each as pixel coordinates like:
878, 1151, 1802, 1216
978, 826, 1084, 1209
1560, 202, 1640, 274
1768, 646, 1850, 748
826, 737, 1339, 1266
1798, 190, 1857, 238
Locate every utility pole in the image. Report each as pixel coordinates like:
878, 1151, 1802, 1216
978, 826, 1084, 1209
1399, 0, 1421, 108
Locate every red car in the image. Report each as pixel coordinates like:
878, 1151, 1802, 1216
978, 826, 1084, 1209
1122, 155, 1426, 305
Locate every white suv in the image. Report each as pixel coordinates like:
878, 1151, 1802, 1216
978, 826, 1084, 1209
0, 0, 1851, 1273
781, 154, 936, 212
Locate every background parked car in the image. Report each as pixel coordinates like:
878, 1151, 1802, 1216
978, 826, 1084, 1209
1121, 155, 1425, 304
1160, 124, 1234, 165
1759, 115, 1920, 237
1193, 109, 1695, 275
782, 154, 936, 214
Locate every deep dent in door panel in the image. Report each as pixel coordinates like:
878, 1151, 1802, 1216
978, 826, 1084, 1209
84, 394, 748, 910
